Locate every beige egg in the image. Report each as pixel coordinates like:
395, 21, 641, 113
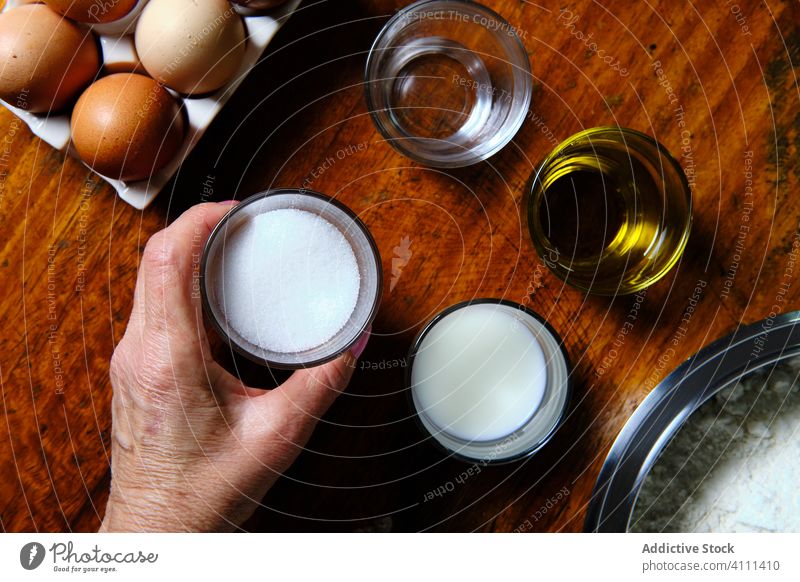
43, 0, 139, 24
135, 0, 246, 95
0, 4, 100, 113
71, 73, 185, 181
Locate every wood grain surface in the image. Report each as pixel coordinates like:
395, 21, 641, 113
1, 0, 799, 532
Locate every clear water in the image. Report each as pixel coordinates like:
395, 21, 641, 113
384, 37, 493, 149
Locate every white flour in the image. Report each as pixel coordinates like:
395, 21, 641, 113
631, 357, 800, 532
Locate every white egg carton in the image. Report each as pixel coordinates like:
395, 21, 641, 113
0, 0, 302, 209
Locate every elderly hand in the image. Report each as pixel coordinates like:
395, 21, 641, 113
101, 202, 368, 532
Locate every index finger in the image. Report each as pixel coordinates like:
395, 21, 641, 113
129, 201, 237, 334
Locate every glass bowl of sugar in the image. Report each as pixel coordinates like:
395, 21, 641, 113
201, 189, 382, 369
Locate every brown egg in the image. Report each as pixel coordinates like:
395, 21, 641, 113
0, 5, 100, 113
44, 0, 138, 23
71, 73, 185, 181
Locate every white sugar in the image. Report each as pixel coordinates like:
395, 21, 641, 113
216, 209, 360, 353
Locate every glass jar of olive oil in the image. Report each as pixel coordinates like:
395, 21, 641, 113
526, 127, 692, 295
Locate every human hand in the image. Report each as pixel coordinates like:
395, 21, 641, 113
101, 202, 368, 532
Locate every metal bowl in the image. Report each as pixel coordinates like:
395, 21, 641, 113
584, 311, 800, 532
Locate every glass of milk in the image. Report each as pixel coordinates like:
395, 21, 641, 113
201, 189, 382, 369
408, 299, 571, 462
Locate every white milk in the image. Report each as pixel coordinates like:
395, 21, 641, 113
411, 303, 548, 442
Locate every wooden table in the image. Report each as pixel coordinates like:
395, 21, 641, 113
1, 0, 799, 532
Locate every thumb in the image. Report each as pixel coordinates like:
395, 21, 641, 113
274, 355, 355, 424
229, 331, 371, 448
273, 329, 371, 422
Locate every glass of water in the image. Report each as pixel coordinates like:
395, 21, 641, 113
365, 0, 532, 167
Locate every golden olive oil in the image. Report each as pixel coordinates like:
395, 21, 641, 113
527, 127, 692, 295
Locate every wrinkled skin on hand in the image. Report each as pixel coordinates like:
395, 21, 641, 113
101, 202, 366, 532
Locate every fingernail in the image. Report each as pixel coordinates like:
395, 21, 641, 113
218, 199, 238, 206
350, 328, 371, 359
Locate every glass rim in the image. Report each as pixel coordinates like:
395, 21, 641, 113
199, 188, 383, 370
